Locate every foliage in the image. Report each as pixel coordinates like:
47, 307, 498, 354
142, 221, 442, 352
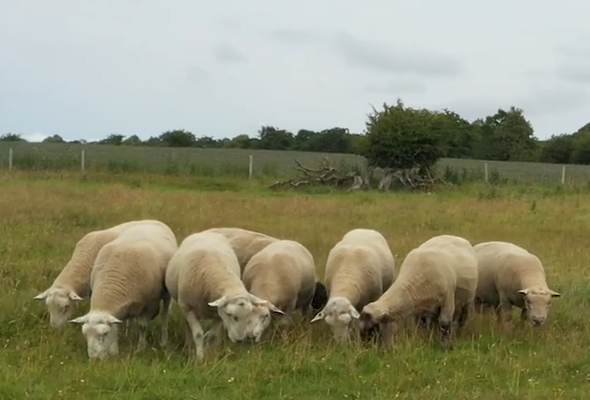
0, 132, 26, 142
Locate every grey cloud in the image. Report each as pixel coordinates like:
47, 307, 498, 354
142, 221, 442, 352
446, 85, 588, 121
519, 86, 588, 116
329, 31, 462, 78
363, 80, 427, 94
269, 28, 318, 44
186, 66, 208, 83
268, 28, 462, 78
553, 38, 590, 84
211, 42, 248, 64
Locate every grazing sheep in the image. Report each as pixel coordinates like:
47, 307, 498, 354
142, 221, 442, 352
202, 227, 279, 271
34, 219, 167, 327
165, 231, 272, 360
359, 234, 478, 349
310, 228, 396, 342
242, 239, 319, 342
473, 241, 561, 327
69, 221, 178, 360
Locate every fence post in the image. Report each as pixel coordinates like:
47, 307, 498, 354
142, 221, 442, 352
8, 148, 13, 171
248, 155, 253, 179
81, 149, 86, 171
561, 165, 566, 184
484, 162, 488, 183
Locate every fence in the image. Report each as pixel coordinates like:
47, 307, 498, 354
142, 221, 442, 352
1, 145, 588, 185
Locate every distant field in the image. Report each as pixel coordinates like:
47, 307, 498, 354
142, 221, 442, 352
0, 142, 588, 184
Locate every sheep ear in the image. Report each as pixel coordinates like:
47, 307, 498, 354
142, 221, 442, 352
208, 296, 228, 308
310, 310, 325, 323
268, 302, 284, 315
549, 290, 561, 297
349, 305, 360, 319
69, 315, 88, 324
107, 315, 122, 324
517, 289, 528, 295
248, 293, 268, 306
33, 290, 50, 300
69, 292, 83, 301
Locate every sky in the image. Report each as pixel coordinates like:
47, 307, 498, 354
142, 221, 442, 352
1, 0, 589, 143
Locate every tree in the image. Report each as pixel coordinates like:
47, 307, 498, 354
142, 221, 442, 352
158, 129, 196, 147
0, 133, 27, 142
42, 134, 65, 143
228, 134, 252, 149
475, 107, 537, 161
539, 134, 575, 164
257, 126, 295, 150
431, 109, 476, 158
122, 135, 142, 146
98, 133, 125, 145
363, 99, 445, 189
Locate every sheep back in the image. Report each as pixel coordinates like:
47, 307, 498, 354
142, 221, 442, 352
242, 239, 317, 312
165, 231, 244, 319
89, 222, 178, 320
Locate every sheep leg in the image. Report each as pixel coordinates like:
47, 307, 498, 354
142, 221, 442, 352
496, 293, 513, 329
136, 318, 149, 351
159, 293, 171, 347
204, 320, 224, 348
456, 303, 470, 329
184, 311, 205, 360
438, 295, 455, 350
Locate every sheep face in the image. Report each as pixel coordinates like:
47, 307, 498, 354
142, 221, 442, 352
310, 297, 359, 341
518, 286, 561, 326
208, 294, 268, 343
70, 311, 123, 360
247, 301, 285, 342
33, 288, 83, 327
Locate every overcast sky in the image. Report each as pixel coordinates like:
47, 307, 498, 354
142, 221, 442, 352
1, 0, 589, 142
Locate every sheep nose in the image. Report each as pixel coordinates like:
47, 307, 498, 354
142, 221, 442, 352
531, 317, 544, 326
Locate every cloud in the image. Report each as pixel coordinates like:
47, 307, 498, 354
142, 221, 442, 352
329, 31, 463, 78
211, 42, 248, 64
553, 38, 590, 84
21, 132, 48, 142
268, 28, 462, 78
362, 81, 427, 95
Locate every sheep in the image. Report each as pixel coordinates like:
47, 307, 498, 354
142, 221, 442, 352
310, 228, 396, 342
473, 241, 561, 327
165, 231, 273, 360
33, 219, 167, 328
202, 227, 280, 271
203, 227, 329, 312
358, 234, 478, 349
69, 221, 178, 360
242, 239, 319, 342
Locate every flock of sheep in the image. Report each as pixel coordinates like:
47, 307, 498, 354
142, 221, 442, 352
33, 219, 562, 360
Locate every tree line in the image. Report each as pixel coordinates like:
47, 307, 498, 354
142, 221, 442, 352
2, 99, 589, 165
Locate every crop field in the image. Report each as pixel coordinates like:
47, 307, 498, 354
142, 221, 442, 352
1, 141, 590, 185
1, 171, 590, 399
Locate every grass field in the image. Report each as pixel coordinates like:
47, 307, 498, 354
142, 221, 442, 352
1, 141, 589, 185
1, 171, 590, 399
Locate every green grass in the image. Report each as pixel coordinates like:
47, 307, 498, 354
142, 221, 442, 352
1, 171, 590, 399
1, 141, 588, 184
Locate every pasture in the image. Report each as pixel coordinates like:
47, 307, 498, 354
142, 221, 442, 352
1, 170, 590, 399
1, 141, 589, 185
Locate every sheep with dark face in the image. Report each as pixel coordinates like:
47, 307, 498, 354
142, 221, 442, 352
473, 241, 561, 327
359, 235, 478, 349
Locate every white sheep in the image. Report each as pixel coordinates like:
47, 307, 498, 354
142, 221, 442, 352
473, 240, 561, 327
242, 239, 320, 342
33, 219, 166, 327
69, 221, 178, 360
202, 227, 279, 271
310, 228, 396, 342
359, 234, 478, 349
165, 231, 271, 360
